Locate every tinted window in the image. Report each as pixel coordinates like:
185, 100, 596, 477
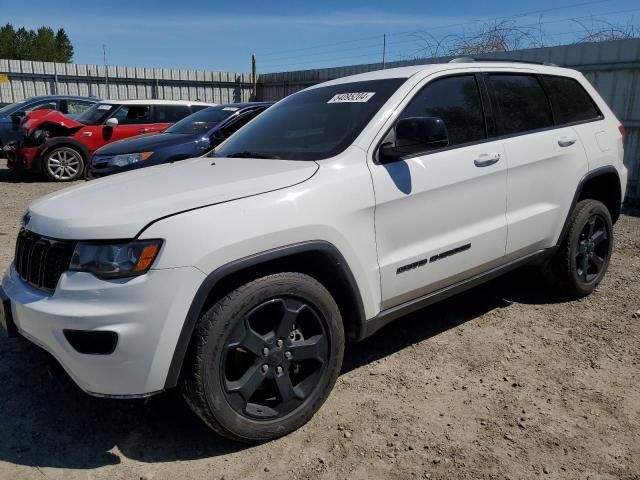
489, 74, 553, 135
223, 109, 264, 136
154, 105, 191, 123
399, 75, 485, 146
541, 75, 601, 125
165, 106, 238, 134
213, 79, 406, 160
113, 105, 151, 125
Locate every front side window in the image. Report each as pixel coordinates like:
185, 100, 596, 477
213, 78, 406, 160
541, 75, 601, 125
489, 74, 553, 135
398, 75, 486, 147
112, 105, 151, 125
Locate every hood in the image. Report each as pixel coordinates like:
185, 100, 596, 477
95, 132, 196, 156
23, 109, 84, 134
26, 156, 319, 239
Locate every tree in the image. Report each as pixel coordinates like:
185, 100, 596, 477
54, 28, 73, 62
0, 23, 17, 59
0, 23, 73, 62
32, 26, 57, 61
13, 27, 35, 60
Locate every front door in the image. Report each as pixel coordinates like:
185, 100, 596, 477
370, 74, 508, 310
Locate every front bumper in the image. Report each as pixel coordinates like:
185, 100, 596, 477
5, 145, 39, 172
2, 264, 205, 397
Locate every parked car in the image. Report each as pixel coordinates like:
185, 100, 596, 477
5, 99, 215, 181
0, 95, 97, 149
1, 61, 626, 442
88, 102, 272, 178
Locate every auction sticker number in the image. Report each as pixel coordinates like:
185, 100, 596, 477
327, 92, 375, 103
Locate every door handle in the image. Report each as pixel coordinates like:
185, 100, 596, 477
138, 128, 149, 133
558, 136, 576, 147
474, 153, 501, 167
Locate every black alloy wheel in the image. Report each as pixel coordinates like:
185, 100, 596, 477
222, 297, 330, 420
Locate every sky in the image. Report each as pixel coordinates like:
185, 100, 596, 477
2, 0, 639, 73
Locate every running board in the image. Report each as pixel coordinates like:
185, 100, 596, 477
357, 248, 554, 340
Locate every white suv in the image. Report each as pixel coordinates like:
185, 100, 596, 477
0, 61, 627, 441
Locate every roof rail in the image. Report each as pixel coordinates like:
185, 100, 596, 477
448, 57, 558, 67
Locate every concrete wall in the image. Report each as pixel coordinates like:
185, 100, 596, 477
0, 60, 254, 104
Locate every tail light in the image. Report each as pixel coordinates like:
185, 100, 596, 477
619, 124, 625, 141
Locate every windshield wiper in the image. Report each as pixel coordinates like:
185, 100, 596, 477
225, 151, 280, 159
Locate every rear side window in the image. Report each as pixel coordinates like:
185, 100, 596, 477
489, 74, 553, 135
399, 75, 486, 146
541, 75, 601, 125
154, 105, 191, 123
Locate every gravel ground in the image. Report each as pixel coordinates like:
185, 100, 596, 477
0, 159, 638, 480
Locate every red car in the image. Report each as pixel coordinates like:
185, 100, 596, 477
6, 99, 214, 181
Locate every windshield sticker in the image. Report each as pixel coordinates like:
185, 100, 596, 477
327, 92, 375, 103
97, 104, 113, 110
222, 107, 239, 111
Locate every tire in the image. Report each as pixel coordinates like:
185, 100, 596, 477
546, 199, 613, 298
42, 146, 85, 182
181, 272, 344, 442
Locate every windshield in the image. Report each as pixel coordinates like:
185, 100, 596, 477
213, 78, 406, 160
75, 103, 117, 125
0, 100, 26, 114
165, 106, 238, 134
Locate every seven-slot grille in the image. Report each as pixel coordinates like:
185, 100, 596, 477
14, 229, 75, 293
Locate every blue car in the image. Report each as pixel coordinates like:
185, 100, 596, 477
0, 95, 97, 148
88, 102, 273, 178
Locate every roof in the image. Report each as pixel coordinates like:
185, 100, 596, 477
212, 101, 274, 109
311, 61, 580, 88
98, 99, 216, 106
26, 95, 98, 102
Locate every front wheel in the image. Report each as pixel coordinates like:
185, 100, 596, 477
182, 272, 344, 442
546, 199, 613, 298
43, 146, 85, 182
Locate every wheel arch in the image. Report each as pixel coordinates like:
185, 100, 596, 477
164, 240, 366, 389
35, 138, 90, 173
557, 166, 622, 245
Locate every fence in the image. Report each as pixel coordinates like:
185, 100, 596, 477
1, 39, 639, 204
0, 59, 254, 104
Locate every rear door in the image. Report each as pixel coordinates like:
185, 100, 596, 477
487, 73, 589, 255
370, 73, 508, 309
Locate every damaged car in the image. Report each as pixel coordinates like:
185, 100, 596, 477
6, 99, 215, 181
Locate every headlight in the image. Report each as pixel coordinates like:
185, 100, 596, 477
109, 151, 153, 167
69, 239, 162, 279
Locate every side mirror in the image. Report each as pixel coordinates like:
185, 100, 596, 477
105, 117, 119, 128
379, 116, 449, 163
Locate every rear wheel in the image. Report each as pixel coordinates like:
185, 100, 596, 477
182, 272, 344, 442
43, 146, 85, 182
546, 199, 613, 298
